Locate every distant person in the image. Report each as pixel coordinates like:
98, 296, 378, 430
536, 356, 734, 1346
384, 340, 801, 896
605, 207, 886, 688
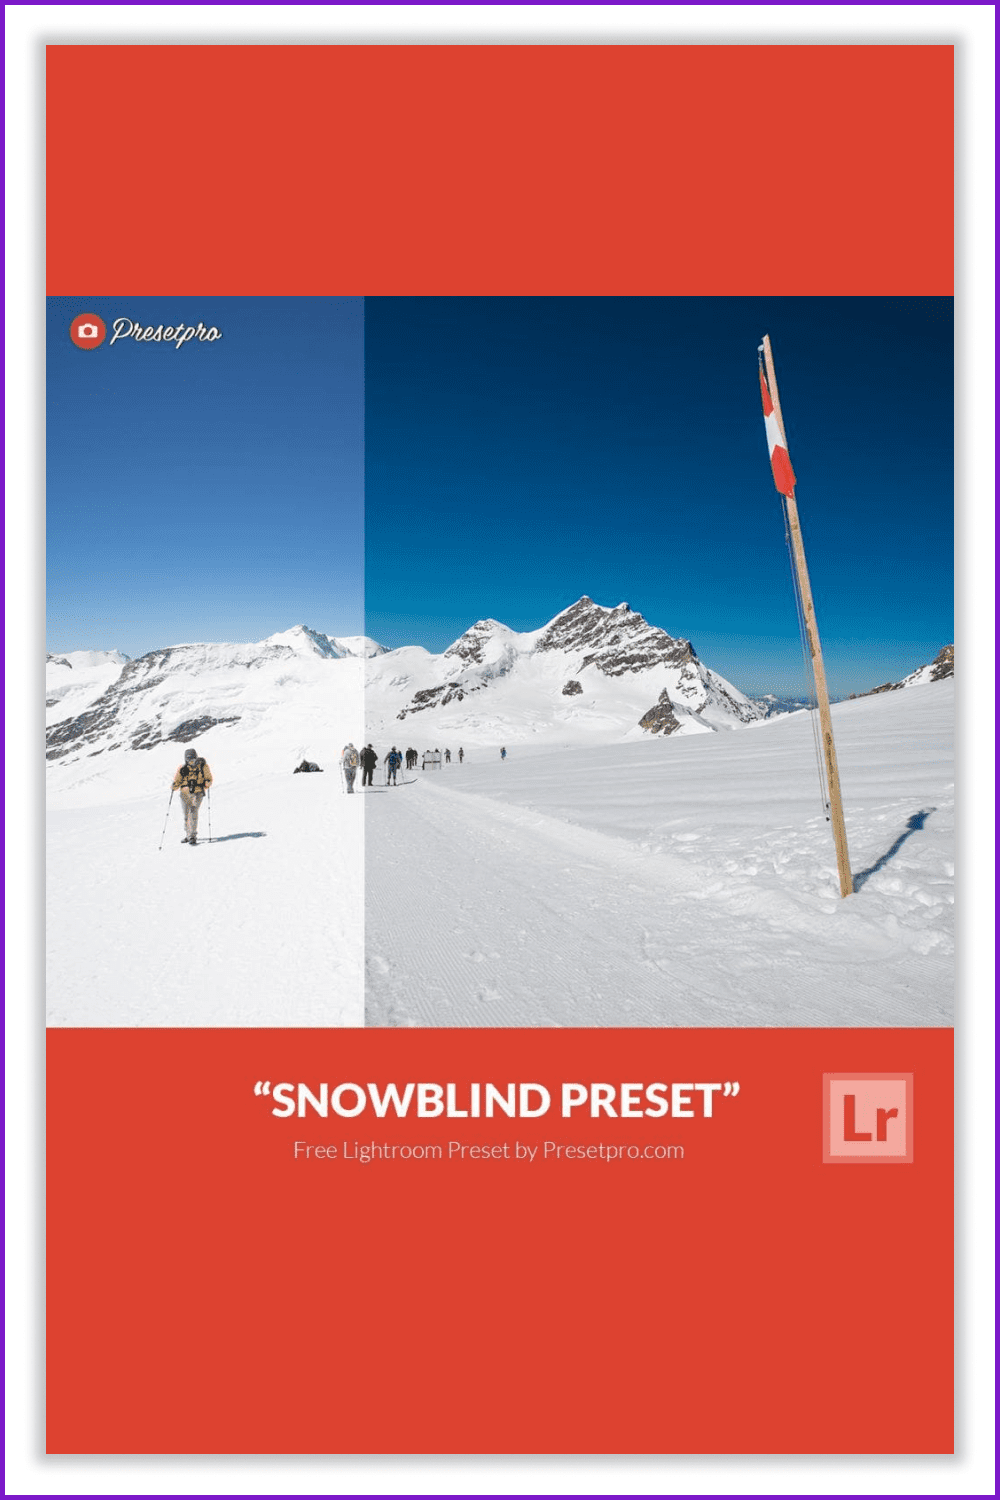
500, 746, 507, 761
293, 759, 322, 773
172, 746, 213, 845
445, 749, 451, 764
341, 743, 359, 794
385, 746, 402, 785
361, 743, 378, 787
458, 748, 464, 764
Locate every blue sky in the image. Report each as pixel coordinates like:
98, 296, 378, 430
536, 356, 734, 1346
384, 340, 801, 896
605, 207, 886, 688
46, 295, 953, 697
364, 297, 954, 697
46, 296, 364, 657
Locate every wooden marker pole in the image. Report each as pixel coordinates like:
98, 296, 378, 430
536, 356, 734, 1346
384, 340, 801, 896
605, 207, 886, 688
762, 335, 853, 898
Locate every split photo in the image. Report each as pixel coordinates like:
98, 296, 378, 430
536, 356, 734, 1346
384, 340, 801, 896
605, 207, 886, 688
45, 295, 954, 1031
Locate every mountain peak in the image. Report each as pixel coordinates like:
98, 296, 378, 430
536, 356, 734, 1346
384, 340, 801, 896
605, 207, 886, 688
535, 596, 694, 676
264, 624, 344, 658
444, 617, 516, 668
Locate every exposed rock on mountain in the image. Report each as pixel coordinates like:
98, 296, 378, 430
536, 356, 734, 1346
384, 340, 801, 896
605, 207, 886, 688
638, 690, 681, 735
535, 597, 695, 675
376, 597, 764, 740
45, 627, 368, 766
44, 599, 765, 775
854, 645, 954, 698
928, 644, 956, 681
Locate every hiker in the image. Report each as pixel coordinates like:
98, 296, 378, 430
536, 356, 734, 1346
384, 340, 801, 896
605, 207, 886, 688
172, 746, 213, 845
360, 743, 378, 787
341, 743, 359, 793
445, 749, 451, 764
500, 746, 507, 761
458, 747, 464, 764
385, 746, 402, 785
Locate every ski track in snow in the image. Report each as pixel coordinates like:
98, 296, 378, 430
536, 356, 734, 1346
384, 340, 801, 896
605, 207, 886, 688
47, 774, 363, 1026
365, 686, 953, 1027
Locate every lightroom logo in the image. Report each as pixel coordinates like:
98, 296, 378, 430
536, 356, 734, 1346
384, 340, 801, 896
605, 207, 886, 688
822, 1073, 914, 1164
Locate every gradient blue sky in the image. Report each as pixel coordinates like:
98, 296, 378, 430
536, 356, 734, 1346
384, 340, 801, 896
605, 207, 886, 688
364, 297, 954, 697
46, 296, 363, 657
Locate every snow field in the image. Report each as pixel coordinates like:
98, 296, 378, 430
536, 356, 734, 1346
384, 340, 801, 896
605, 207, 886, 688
47, 771, 364, 1026
364, 684, 953, 1027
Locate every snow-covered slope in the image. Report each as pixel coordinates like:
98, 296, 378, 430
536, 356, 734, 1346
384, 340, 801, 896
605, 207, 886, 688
365, 681, 954, 1028
45, 602, 762, 794
858, 644, 955, 697
46, 648, 130, 724
264, 625, 386, 659
45, 613, 953, 1029
46, 624, 367, 1026
46, 625, 367, 800
364, 596, 763, 746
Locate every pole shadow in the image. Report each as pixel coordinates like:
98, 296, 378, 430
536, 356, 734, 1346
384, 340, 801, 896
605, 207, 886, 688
203, 832, 267, 843
853, 809, 936, 892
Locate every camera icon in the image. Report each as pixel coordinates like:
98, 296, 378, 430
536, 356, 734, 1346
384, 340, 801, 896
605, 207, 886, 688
70, 313, 107, 349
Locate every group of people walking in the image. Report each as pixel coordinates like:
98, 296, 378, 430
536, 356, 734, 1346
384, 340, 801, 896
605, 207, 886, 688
164, 737, 503, 848
337, 743, 466, 793
166, 736, 497, 840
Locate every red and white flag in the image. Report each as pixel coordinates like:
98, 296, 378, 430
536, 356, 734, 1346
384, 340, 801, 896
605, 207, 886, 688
759, 366, 797, 497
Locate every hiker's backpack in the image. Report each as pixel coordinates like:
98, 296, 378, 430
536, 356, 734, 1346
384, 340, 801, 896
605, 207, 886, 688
179, 757, 207, 790
345, 747, 359, 768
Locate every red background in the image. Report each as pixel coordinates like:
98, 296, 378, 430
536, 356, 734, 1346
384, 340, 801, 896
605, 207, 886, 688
48, 1028, 952, 1454
45, 43, 954, 1455
47, 45, 953, 296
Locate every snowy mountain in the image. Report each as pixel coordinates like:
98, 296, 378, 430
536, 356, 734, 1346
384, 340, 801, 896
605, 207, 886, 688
46, 649, 131, 720
45, 601, 766, 795
852, 645, 955, 698
44, 608, 954, 1030
45, 625, 368, 799
752, 693, 814, 718
365, 597, 764, 744
263, 625, 386, 659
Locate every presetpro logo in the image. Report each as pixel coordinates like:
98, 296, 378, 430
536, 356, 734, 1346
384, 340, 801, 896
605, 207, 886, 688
823, 1073, 914, 1163
69, 313, 106, 349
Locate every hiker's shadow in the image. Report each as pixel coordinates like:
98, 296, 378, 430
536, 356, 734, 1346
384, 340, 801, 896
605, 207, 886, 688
206, 832, 267, 843
853, 809, 935, 892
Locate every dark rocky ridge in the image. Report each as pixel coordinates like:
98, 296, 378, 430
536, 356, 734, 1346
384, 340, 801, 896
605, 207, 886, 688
44, 642, 271, 761
852, 644, 954, 698
442, 619, 510, 668
638, 690, 681, 735
394, 596, 762, 728
535, 597, 695, 677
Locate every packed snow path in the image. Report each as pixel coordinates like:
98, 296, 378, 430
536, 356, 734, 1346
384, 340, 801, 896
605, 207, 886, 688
365, 686, 953, 1027
47, 773, 363, 1026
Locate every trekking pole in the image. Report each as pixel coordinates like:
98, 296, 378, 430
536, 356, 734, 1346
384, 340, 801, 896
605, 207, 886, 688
207, 786, 212, 842
157, 790, 174, 851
